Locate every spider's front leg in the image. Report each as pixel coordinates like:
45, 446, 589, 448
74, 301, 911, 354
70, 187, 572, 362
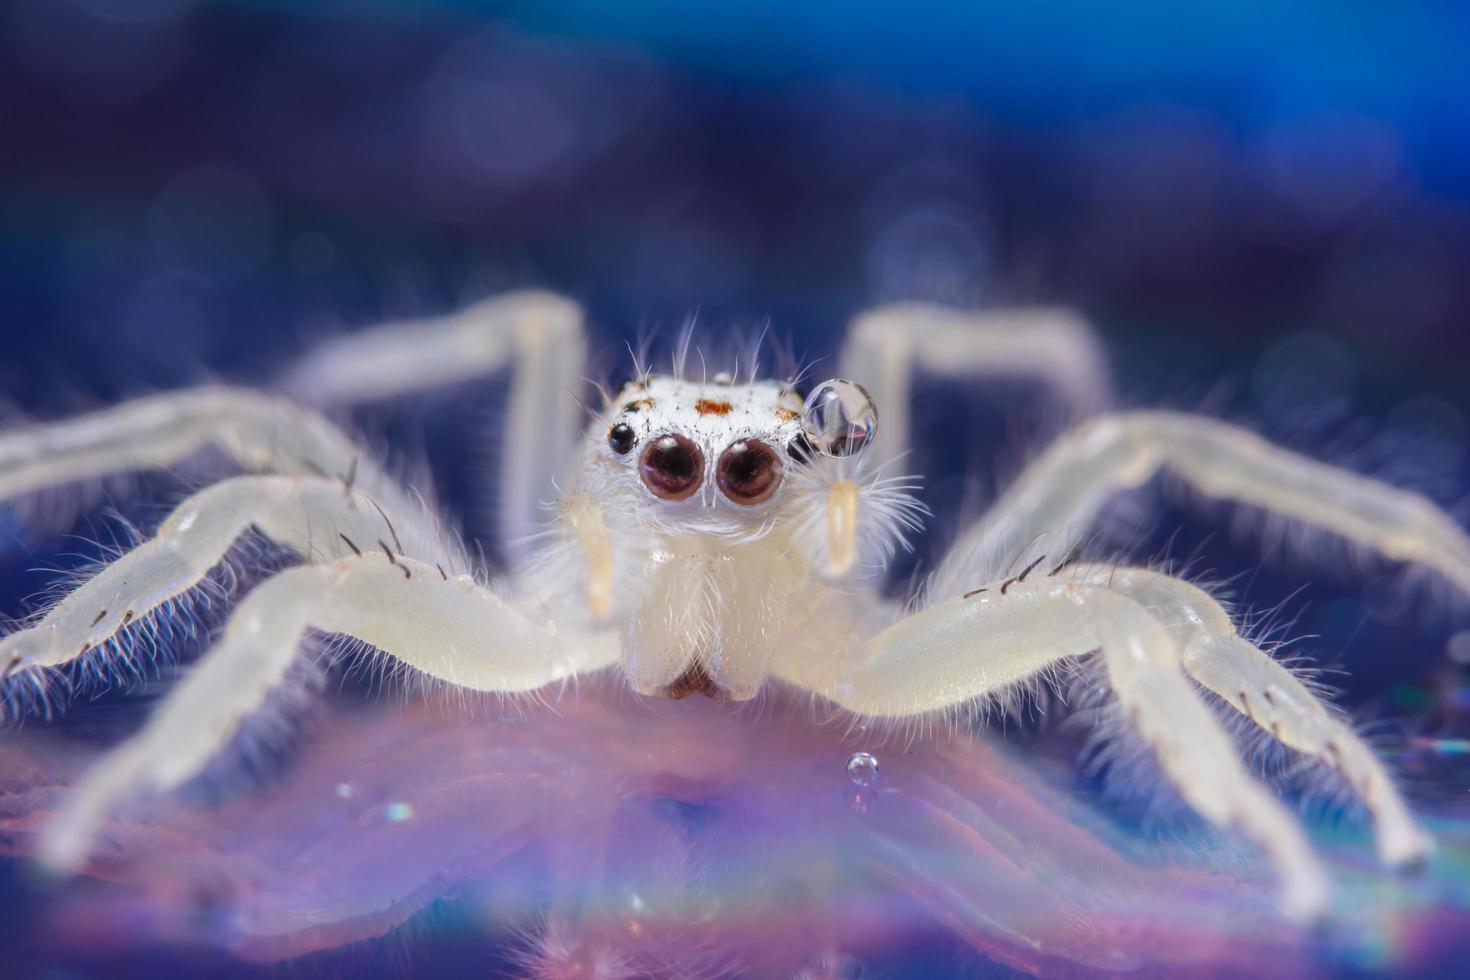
1094, 565, 1432, 869
0, 474, 458, 717
930, 411, 1470, 599
39, 553, 619, 873
778, 577, 1335, 922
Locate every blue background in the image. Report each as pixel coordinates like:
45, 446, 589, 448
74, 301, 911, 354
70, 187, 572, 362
2, 2, 1470, 976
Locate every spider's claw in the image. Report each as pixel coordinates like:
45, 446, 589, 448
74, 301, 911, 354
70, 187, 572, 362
1280, 861, 1334, 928
1385, 827, 1435, 876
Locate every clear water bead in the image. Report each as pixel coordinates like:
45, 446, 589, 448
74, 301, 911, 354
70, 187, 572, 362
801, 379, 878, 457
845, 751, 879, 787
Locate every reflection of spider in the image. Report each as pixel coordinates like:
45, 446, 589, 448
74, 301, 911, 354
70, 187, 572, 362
1, 291, 1463, 923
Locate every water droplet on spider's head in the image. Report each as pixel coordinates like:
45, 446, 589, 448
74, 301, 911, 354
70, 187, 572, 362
845, 751, 879, 787
801, 380, 878, 458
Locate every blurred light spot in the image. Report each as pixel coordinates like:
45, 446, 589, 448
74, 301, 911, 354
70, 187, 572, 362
1255, 113, 1404, 223
862, 157, 992, 304
412, 32, 663, 218
427, 78, 574, 188
147, 167, 274, 285
865, 204, 989, 305
1449, 631, 1470, 666
384, 801, 413, 822
1389, 683, 1432, 711
1408, 736, 1470, 757
334, 782, 355, 799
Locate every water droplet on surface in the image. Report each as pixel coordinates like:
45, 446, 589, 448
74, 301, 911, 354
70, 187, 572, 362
802, 380, 878, 457
845, 751, 879, 787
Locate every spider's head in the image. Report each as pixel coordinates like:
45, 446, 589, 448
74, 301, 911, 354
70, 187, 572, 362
603, 374, 802, 512
593, 373, 880, 536
556, 370, 922, 699
575, 370, 920, 586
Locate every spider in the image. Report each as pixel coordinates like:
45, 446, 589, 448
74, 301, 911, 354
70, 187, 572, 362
1, 290, 1465, 928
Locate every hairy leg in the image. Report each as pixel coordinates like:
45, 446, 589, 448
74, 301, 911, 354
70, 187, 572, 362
839, 304, 1111, 476
281, 290, 588, 565
1087, 564, 1431, 868
930, 411, 1470, 600
0, 291, 586, 568
778, 575, 1331, 921
0, 475, 459, 699
39, 553, 619, 872
0, 387, 384, 505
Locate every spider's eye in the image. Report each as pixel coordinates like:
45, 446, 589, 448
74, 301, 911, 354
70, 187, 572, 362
640, 433, 704, 500
786, 432, 815, 465
608, 422, 637, 455
717, 439, 782, 505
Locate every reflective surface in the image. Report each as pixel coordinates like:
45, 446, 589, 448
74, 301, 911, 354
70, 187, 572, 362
5, 681, 1467, 977
801, 381, 880, 459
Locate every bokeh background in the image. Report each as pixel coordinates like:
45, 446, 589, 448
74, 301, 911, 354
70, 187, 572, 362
3, 1, 1470, 976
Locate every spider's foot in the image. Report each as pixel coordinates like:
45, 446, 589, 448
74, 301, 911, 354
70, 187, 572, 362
1280, 860, 1334, 928
1384, 825, 1436, 876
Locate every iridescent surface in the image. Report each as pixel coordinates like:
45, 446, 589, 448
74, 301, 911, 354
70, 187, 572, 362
2, 680, 1468, 977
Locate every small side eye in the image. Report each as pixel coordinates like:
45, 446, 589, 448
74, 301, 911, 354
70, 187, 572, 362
608, 423, 637, 455
640, 433, 704, 500
786, 432, 815, 465
717, 439, 782, 505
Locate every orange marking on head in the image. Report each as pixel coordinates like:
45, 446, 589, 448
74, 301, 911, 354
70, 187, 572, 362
774, 406, 799, 422
695, 398, 733, 416
623, 397, 656, 413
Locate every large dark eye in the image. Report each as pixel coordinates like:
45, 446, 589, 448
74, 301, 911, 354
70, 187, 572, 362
608, 422, 636, 455
717, 439, 782, 505
640, 433, 704, 500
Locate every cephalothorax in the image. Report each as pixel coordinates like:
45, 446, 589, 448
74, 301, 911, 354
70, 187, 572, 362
2, 292, 1466, 925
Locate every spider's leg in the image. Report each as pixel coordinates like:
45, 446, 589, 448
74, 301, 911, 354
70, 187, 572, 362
0, 475, 457, 713
779, 577, 1331, 922
1, 292, 584, 567
280, 290, 587, 566
38, 553, 618, 873
0, 387, 406, 515
838, 304, 1111, 475
930, 411, 1470, 600
1090, 564, 1431, 868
